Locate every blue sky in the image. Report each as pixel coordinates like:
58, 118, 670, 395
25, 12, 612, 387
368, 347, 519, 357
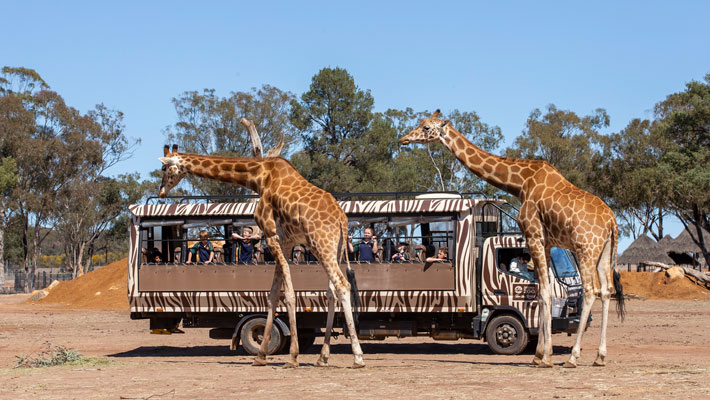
3, 1, 709, 251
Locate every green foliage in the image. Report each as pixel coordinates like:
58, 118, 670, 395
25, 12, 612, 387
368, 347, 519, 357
0, 157, 17, 194
14, 342, 83, 368
425, 109, 505, 195
165, 85, 295, 196
290, 67, 376, 192
652, 74, 710, 260
507, 104, 609, 191
0, 66, 50, 98
0, 66, 142, 283
597, 118, 669, 239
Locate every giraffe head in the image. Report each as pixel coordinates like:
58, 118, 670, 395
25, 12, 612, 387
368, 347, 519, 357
398, 110, 450, 146
158, 144, 187, 198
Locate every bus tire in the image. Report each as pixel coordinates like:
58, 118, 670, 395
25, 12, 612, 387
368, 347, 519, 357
485, 315, 528, 355
240, 317, 285, 356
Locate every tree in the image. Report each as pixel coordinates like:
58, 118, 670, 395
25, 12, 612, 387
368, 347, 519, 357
421, 109, 504, 196
165, 85, 295, 196
653, 73, 710, 265
53, 103, 140, 277
597, 118, 669, 241
56, 173, 146, 278
0, 157, 17, 281
290, 67, 376, 193
507, 104, 609, 191
1, 66, 139, 290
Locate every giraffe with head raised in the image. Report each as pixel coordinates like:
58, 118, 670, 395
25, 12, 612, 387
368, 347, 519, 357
399, 111, 625, 368
158, 145, 364, 368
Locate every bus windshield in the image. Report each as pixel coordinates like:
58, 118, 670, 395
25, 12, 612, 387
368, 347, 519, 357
550, 247, 578, 278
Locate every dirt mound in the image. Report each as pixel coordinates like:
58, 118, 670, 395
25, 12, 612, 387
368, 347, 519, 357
29, 258, 128, 310
619, 271, 710, 300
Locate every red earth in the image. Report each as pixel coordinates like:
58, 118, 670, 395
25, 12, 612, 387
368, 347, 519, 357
1, 294, 709, 398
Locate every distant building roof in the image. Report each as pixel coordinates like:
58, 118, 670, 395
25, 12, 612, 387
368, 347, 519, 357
671, 228, 710, 254
618, 234, 674, 265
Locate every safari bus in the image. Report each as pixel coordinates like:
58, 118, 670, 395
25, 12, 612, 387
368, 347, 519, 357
127, 193, 584, 356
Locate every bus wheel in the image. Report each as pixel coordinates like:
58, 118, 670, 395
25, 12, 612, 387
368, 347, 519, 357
240, 318, 285, 356
485, 315, 528, 355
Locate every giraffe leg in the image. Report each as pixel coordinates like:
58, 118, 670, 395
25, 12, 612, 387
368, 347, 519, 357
528, 242, 553, 368
316, 281, 336, 367
252, 261, 283, 367
594, 245, 613, 367
262, 235, 299, 368
593, 292, 609, 367
564, 290, 595, 368
316, 247, 365, 368
337, 284, 365, 368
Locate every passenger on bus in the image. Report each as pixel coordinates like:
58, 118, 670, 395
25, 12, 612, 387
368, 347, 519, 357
391, 242, 410, 262
232, 226, 261, 264
509, 253, 535, 280
141, 247, 163, 264
149, 248, 163, 263
426, 246, 449, 263
186, 230, 214, 264
348, 227, 379, 262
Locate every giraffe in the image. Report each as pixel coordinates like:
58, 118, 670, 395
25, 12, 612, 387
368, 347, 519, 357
399, 111, 625, 368
157, 145, 364, 368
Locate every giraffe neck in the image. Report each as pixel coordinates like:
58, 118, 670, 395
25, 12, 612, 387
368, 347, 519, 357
178, 153, 264, 194
440, 126, 525, 197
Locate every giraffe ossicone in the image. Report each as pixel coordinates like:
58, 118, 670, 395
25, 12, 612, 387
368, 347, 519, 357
400, 110, 625, 368
158, 145, 365, 368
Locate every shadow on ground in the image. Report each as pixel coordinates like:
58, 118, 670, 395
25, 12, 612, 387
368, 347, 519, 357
109, 342, 571, 358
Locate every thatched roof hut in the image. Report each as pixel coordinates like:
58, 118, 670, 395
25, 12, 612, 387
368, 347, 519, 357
671, 228, 710, 254
618, 234, 674, 265
657, 234, 675, 250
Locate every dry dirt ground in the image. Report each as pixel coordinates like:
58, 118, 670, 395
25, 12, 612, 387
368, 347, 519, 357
1, 295, 710, 399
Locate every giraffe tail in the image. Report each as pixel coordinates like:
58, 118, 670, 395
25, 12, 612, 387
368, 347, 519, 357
340, 218, 359, 326
611, 227, 626, 322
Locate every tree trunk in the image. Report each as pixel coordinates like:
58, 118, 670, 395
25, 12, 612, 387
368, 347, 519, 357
29, 222, 42, 292
0, 209, 5, 285
643, 261, 710, 288
75, 242, 86, 278
21, 215, 32, 293
692, 205, 710, 269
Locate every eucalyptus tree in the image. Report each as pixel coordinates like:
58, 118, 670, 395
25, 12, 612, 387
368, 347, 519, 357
653, 74, 710, 265
164, 85, 295, 196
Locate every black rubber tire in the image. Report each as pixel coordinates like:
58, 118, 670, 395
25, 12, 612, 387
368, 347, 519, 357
239, 318, 285, 356
485, 315, 529, 355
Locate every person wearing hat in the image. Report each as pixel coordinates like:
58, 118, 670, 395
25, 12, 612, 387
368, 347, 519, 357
510, 253, 535, 280
391, 242, 410, 262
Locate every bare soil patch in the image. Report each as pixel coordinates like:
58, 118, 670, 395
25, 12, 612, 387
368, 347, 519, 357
5, 265, 709, 398
2, 295, 710, 398
620, 271, 710, 300
29, 258, 128, 310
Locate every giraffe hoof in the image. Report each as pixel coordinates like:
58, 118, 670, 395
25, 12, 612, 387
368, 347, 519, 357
536, 361, 553, 368
563, 361, 577, 369
283, 360, 299, 369
315, 358, 328, 367
351, 361, 365, 369
530, 357, 542, 366
252, 358, 268, 367
593, 359, 606, 367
